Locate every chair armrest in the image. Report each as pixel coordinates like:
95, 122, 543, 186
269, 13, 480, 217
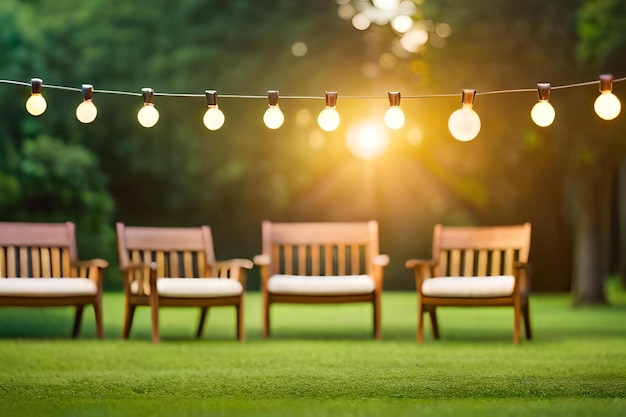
70, 258, 109, 286
373, 254, 390, 267
253, 254, 270, 266
209, 259, 254, 287
72, 258, 109, 269
405, 258, 437, 291
119, 262, 158, 296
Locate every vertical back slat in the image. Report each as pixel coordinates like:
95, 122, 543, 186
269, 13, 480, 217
351, 245, 360, 275
449, 249, 461, 276
40, 248, 51, 277
31, 248, 41, 278
337, 245, 346, 275
61, 248, 71, 277
477, 250, 488, 275
298, 245, 306, 275
0, 248, 5, 277
169, 251, 179, 277
490, 250, 502, 276
271, 245, 280, 275
51, 248, 61, 277
283, 245, 293, 274
183, 251, 193, 277
197, 251, 206, 276
463, 249, 474, 276
438, 250, 448, 277
311, 245, 320, 276
156, 251, 165, 277
19, 247, 29, 277
504, 249, 514, 275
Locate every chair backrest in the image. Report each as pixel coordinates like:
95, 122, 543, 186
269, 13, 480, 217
261, 220, 380, 276
116, 223, 216, 278
0, 221, 78, 278
432, 223, 531, 277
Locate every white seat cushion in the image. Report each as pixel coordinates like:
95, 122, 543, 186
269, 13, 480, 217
0, 278, 98, 297
421, 276, 515, 298
131, 278, 243, 298
268, 274, 375, 296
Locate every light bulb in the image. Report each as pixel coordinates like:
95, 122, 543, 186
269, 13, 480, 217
26, 94, 47, 116
530, 101, 555, 127
137, 104, 159, 128
317, 91, 340, 132
384, 107, 405, 129
76, 100, 97, 123
448, 105, 481, 141
594, 92, 621, 120
263, 106, 284, 129
317, 108, 340, 132
26, 78, 47, 116
203, 106, 225, 130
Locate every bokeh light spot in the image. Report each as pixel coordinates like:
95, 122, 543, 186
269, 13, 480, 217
352, 13, 371, 30
291, 41, 308, 57
346, 121, 390, 160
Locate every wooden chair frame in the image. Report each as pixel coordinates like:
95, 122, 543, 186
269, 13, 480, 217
116, 223, 253, 343
254, 220, 389, 339
405, 223, 532, 344
0, 221, 108, 338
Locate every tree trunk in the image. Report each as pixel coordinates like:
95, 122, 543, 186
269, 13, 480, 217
569, 172, 611, 305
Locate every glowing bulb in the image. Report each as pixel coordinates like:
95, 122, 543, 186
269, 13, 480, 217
76, 101, 97, 123
26, 94, 47, 116
385, 107, 405, 129
594, 92, 621, 120
317, 108, 340, 132
137, 104, 159, 128
26, 78, 47, 116
137, 88, 159, 128
530, 101, 555, 127
203, 106, 225, 130
448, 105, 481, 141
317, 92, 340, 132
263, 90, 284, 129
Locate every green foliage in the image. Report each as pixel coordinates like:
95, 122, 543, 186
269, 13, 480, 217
0, 292, 625, 416
578, 0, 626, 67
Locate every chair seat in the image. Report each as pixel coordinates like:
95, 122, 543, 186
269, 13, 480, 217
0, 278, 98, 297
268, 274, 376, 295
421, 276, 515, 298
131, 278, 243, 298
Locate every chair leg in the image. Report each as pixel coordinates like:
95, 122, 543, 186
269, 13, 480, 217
425, 306, 440, 340
72, 305, 84, 338
373, 294, 382, 340
513, 300, 521, 344
196, 307, 209, 339
522, 301, 532, 340
121, 302, 136, 339
150, 294, 160, 343
236, 299, 245, 341
93, 299, 104, 339
417, 302, 424, 343
262, 293, 270, 339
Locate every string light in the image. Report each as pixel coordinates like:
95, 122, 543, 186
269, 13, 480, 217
594, 74, 621, 121
3, 74, 624, 140
263, 90, 284, 129
75, 84, 97, 124
448, 89, 481, 141
317, 91, 340, 132
384, 91, 405, 129
25, 78, 47, 116
530, 83, 555, 127
203, 90, 225, 131
137, 88, 159, 128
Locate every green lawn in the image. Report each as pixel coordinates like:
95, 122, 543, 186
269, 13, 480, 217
1, 287, 625, 417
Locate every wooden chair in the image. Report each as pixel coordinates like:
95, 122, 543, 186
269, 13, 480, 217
0, 221, 108, 338
405, 223, 532, 344
116, 223, 253, 343
254, 220, 389, 339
